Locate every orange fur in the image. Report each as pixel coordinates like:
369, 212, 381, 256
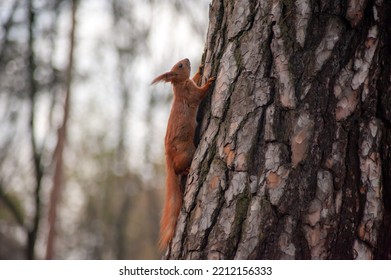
151, 58, 215, 251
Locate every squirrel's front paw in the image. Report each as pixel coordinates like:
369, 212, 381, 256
207, 77, 216, 83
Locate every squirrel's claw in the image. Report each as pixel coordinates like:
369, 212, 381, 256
207, 77, 216, 83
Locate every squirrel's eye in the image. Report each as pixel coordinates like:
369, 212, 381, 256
178, 64, 183, 68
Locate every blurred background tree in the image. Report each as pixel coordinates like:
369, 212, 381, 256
0, 0, 210, 259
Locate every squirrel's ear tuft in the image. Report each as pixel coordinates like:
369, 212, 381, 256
151, 71, 176, 85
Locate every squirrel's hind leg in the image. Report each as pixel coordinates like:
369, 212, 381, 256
172, 146, 195, 175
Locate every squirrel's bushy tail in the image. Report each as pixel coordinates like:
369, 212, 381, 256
159, 161, 182, 251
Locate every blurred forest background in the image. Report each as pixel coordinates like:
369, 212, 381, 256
0, 0, 210, 259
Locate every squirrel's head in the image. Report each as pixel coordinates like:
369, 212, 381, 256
151, 58, 191, 85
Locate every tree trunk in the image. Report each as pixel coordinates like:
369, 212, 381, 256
165, 0, 391, 260
45, 0, 77, 260
26, 0, 43, 260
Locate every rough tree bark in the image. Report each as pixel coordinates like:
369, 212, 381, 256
165, 0, 391, 259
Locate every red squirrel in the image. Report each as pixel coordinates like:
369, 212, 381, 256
151, 58, 215, 251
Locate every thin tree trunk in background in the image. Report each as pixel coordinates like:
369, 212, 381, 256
26, 0, 43, 260
45, 0, 77, 260
114, 74, 131, 259
111, 0, 132, 260
114, 40, 131, 262
166, 0, 391, 259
